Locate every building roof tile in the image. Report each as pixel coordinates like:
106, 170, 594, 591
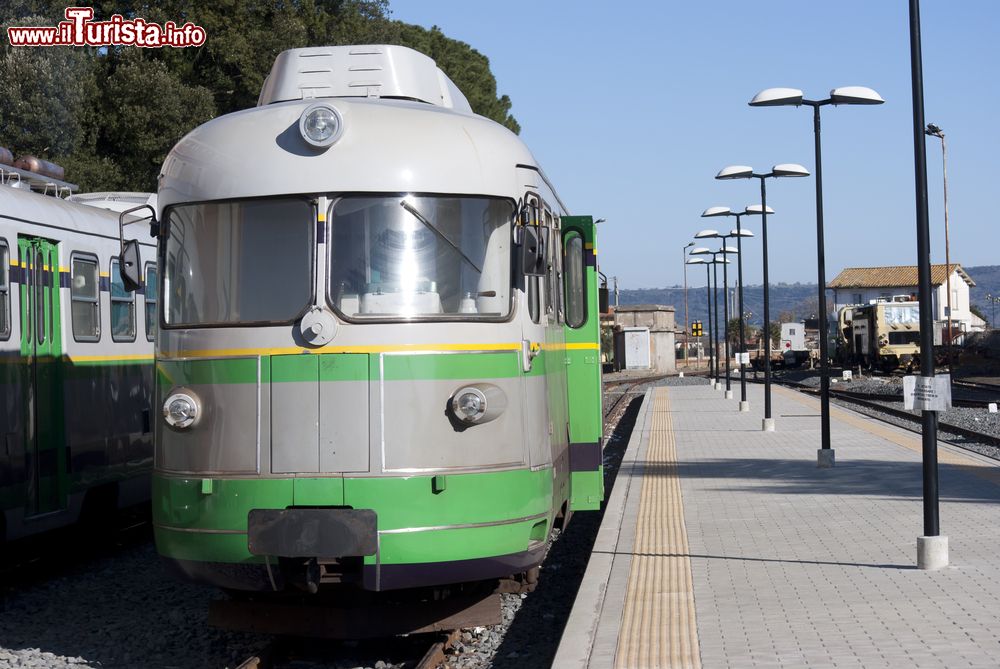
828, 264, 974, 289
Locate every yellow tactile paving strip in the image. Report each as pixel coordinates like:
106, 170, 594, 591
774, 384, 1000, 487
615, 388, 701, 669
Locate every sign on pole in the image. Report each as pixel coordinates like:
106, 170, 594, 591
903, 374, 952, 411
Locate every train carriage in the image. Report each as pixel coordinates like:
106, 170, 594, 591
141, 45, 604, 599
0, 173, 155, 541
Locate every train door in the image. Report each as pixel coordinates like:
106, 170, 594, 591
560, 217, 604, 511
18, 236, 66, 517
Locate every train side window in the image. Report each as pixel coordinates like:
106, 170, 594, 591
564, 233, 586, 328
71, 254, 100, 342
0, 240, 9, 340
144, 263, 157, 341
110, 258, 136, 342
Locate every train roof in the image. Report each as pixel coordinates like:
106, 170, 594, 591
158, 45, 538, 211
0, 183, 155, 244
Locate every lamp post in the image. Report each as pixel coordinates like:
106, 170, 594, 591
682, 241, 695, 367
925, 123, 952, 367
701, 206, 768, 411
690, 248, 730, 388
687, 257, 713, 378
750, 86, 883, 462
716, 164, 810, 431
695, 230, 740, 399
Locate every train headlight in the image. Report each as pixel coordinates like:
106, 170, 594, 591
163, 391, 200, 429
450, 384, 507, 426
299, 103, 344, 149
453, 388, 487, 423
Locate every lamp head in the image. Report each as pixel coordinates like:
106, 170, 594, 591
829, 86, 884, 105
720, 246, 739, 254
702, 206, 732, 217
925, 123, 943, 137
749, 87, 804, 107
686, 258, 707, 265
689, 247, 713, 255
694, 229, 721, 239
730, 229, 754, 237
716, 165, 754, 180
771, 163, 810, 178
684, 241, 695, 248
744, 204, 775, 215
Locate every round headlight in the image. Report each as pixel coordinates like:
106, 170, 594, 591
163, 391, 200, 429
453, 388, 487, 423
299, 103, 343, 148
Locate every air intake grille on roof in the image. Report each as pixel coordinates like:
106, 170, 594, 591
257, 44, 472, 113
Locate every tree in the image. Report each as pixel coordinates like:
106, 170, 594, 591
0, 16, 101, 184
394, 23, 520, 133
0, 1, 518, 190
101, 57, 215, 191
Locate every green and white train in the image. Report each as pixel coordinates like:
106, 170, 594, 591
132, 45, 604, 596
0, 171, 155, 542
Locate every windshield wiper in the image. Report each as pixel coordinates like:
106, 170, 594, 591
399, 199, 482, 273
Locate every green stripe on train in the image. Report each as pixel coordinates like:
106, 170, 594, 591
157, 351, 539, 387
153, 468, 553, 565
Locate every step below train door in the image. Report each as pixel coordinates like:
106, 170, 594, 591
18, 236, 66, 517
560, 217, 604, 511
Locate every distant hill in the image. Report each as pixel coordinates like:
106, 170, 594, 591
618, 264, 1000, 329
966, 265, 1000, 326
619, 283, 819, 328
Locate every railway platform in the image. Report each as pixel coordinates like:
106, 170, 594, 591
554, 382, 1000, 668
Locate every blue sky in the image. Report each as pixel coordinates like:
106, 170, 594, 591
389, 1, 999, 289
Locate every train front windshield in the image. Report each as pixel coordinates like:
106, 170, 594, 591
162, 195, 512, 328
328, 196, 512, 320
164, 198, 314, 327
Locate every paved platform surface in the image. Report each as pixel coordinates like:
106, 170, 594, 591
554, 382, 1000, 668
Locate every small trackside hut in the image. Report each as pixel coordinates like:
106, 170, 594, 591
120, 45, 603, 628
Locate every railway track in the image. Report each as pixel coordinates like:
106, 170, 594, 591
771, 377, 1000, 455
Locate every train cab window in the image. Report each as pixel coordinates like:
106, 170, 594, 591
328, 195, 512, 320
0, 240, 9, 340
164, 198, 314, 327
144, 264, 157, 340
564, 233, 586, 328
110, 258, 136, 341
71, 254, 100, 341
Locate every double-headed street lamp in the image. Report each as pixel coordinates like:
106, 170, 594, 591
701, 205, 769, 411
694, 231, 739, 399
716, 164, 809, 431
686, 257, 714, 379
689, 251, 731, 387
750, 86, 884, 463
